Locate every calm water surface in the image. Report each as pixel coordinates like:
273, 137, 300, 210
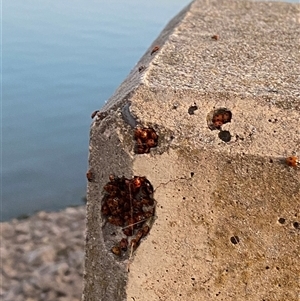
2, 0, 192, 221
2, 0, 298, 221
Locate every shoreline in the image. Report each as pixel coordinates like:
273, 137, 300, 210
3, 202, 87, 223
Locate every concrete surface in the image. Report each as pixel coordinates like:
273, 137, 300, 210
83, 0, 300, 300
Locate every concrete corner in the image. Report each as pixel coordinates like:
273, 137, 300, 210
83, 0, 300, 300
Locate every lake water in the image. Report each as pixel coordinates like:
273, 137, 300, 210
1, 0, 297, 221
2, 0, 193, 221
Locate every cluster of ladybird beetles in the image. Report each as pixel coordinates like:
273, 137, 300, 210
211, 108, 232, 130
134, 127, 158, 154
101, 175, 156, 256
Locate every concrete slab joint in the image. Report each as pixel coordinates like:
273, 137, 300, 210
83, 0, 300, 300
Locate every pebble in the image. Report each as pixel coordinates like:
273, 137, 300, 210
1, 206, 86, 301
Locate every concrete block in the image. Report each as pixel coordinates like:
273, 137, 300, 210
83, 0, 300, 300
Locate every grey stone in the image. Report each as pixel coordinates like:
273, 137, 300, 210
0, 206, 85, 301
25, 246, 56, 265
1, 222, 15, 239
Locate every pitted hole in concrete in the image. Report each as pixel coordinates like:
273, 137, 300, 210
265, 266, 270, 270
190, 172, 194, 177
293, 221, 299, 229
207, 107, 232, 130
101, 175, 156, 259
278, 217, 286, 224
218, 130, 231, 142
188, 105, 198, 115
134, 127, 158, 154
230, 236, 240, 244
138, 65, 146, 73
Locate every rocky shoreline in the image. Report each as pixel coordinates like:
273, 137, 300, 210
1, 206, 86, 301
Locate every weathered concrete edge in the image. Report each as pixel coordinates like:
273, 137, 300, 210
99, 1, 194, 113
82, 3, 195, 301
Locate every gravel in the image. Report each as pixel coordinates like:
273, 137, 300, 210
1, 206, 86, 301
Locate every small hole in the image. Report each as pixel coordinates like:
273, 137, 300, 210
188, 105, 198, 115
293, 222, 299, 229
190, 172, 194, 177
230, 236, 240, 244
269, 158, 273, 163
191, 277, 195, 281
278, 218, 285, 224
265, 266, 270, 270
218, 130, 231, 142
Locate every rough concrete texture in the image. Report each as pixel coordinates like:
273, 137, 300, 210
83, 0, 300, 300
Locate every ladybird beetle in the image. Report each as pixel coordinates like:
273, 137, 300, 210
86, 169, 94, 182
286, 156, 298, 167
119, 238, 128, 251
111, 246, 121, 256
151, 45, 160, 55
